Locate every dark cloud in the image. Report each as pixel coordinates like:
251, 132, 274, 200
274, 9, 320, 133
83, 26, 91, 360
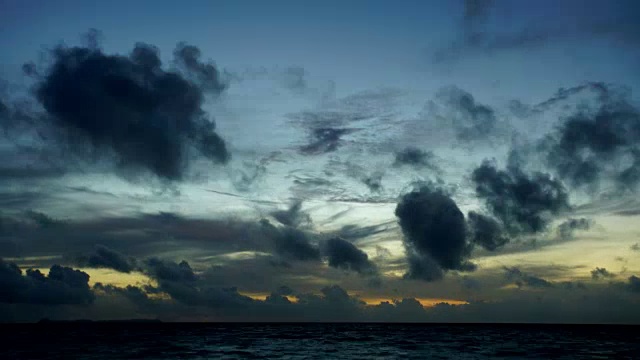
0, 99, 9, 126
557, 218, 593, 240
93, 282, 154, 309
25, 210, 61, 228
504, 266, 554, 288
460, 276, 481, 290
172, 42, 227, 93
591, 267, 615, 280
628, 275, 640, 292
394, 147, 437, 169
334, 222, 391, 241
144, 258, 198, 284
395, 186, 474, 281
435, 86, 499, 141
321, 237, 377, 275
78, 245, 137, 273
467, 211, 508, 251
274, 285, 294, 296
543, 93, 640, 191
299, 127, 357, 155
472, 160, 569, 235
271, 200, 311, 228
21, 32, 229, 181
0, 259, 94, 305
141, 258, 259, 310
260, 219, 321, 262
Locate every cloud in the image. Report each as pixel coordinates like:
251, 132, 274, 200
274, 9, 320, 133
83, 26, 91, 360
334, 222, 391, 241
434, 86, 500, 141
260, 219, 321, 262
25, 210, 61, 228
271, 200, 311, 228
509, 82, 616, 118
142, 258, 252, 308
471, 160, 569, 235
628, 275, 640, 292
543, 91, 640, 191
557, 218, 593, 240
504, 266, 554, 288
467, 211, 508, 251
362, 171, 384, 192
172, 42, 227, 94
274, 285, 294, 296
299, 127, 358, 155
0, 166, 65, 181
0, 99, 9, 128
434, 0, 640, 63
591, 267, 615, 280
0, 191, 49, 210
0, 259, 94, 305
287, 88, 404, 156
20, 31, 230, 181
78, 245, 137, 273
280, 66, 307, 92
321, 237, 377, 275
224, 65, 311, 94
395, 186, 474, 281
93, 282, 153, 308
230, 152, 281, 192
144, 257, 198, 283
463, 0, 494, 27
394, 147, 437, 169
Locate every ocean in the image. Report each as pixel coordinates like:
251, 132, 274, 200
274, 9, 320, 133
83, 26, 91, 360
3, 323, 639, 359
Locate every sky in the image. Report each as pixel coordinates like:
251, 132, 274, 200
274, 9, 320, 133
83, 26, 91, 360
1, 0, 640, 323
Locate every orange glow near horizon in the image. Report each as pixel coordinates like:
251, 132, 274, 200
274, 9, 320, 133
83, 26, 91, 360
240, 292, 468, 307
361, 297, 469, 307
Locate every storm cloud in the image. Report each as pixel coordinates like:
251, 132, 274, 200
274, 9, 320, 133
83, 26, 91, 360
0, 259, 94, 305
472, 161, 570, 235
467, 211, 508, 251
78, 245, 137, 273
395, 186, 474, 281
321, 237, 377, 275
143, 258, 255, 308
260, 219, 321, 262
543, 93, 640, 191
21, 32, 230, 181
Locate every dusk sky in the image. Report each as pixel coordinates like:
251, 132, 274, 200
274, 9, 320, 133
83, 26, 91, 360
1, 0, 640, 323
